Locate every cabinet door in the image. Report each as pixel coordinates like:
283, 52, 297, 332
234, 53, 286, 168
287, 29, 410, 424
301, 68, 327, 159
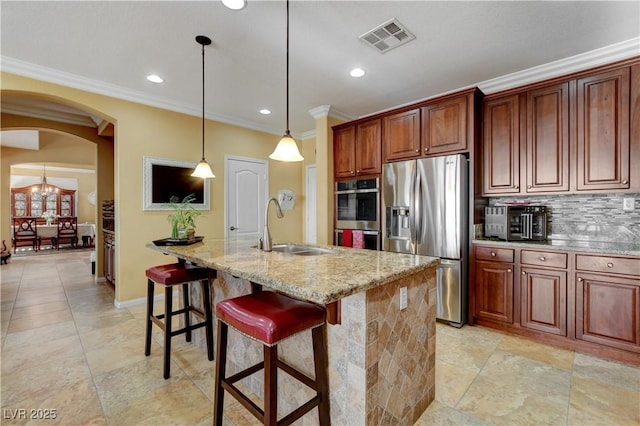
59, 190, 75, 217
576, 67, 630, 190
475, 260, 514, 323
355, 119, 382, 175
383, 108, 421, 162
334, 126, 356, 178
482, 95, 521, 194
11, 189, 29, 217
526, 83, 569, 192
520, 267, 567, 336
421, 95, 467, 155
576, 272, 639, 352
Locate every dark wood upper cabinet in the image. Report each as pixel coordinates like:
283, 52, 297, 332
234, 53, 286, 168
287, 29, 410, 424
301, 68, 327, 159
333, 126, 356, 178
526, 83, 570, 192
355, 119, 382, 176
576, 67, 630, 191
482, 95, 520, 194
421, 95, 468, 155
383, 108, 421, 162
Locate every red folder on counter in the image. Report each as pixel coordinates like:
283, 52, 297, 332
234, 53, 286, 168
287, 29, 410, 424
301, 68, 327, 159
342, 229, 353, 247
353, 230, 364, 248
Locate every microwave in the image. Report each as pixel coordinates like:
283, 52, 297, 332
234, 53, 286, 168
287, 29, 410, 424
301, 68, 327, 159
484, 206, 548, 241
335, 178, 379, 230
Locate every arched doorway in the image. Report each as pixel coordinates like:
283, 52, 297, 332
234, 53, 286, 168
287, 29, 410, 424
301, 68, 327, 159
1, 92, 115, 291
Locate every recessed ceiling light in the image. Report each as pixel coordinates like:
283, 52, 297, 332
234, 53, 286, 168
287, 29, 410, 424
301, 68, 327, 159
146, 74, 164, 83
259, 109, 271, 115
350, 68, 366, 78
222, 0, 246, 10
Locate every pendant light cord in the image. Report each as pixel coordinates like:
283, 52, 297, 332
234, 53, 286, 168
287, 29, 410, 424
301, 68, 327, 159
201, 41, 206, 160
285, 0, 290, 135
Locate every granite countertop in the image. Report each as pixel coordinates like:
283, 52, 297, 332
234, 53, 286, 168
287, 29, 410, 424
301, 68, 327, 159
147, 237, 439, 305
473, 238, 640, 257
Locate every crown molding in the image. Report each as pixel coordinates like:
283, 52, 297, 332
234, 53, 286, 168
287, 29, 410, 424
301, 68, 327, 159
478, 37, 640, 94
308, 105, 354, 122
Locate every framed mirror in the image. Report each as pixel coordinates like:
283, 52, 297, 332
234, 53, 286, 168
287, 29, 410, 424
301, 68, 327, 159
143, 156, 211, 211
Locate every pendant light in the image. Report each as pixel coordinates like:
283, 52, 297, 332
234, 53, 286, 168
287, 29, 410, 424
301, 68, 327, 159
269, 0, 304, 162
191, 35, 216, 178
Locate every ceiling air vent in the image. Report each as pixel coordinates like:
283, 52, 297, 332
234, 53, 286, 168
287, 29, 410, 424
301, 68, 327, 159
359, 18, 415, 54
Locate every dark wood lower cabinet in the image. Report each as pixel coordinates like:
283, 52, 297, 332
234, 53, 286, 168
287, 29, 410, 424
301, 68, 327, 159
471, 244, 639, 364
575, 272, 640, 353
520, 267, 567, 336
475, 260, 514, 324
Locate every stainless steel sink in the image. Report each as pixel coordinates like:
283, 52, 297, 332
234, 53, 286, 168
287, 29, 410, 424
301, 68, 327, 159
270, 244, 334, 256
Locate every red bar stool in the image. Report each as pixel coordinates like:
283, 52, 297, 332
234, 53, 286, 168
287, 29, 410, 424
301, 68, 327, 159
213, 291, 330, 426
144, 263, 215, 379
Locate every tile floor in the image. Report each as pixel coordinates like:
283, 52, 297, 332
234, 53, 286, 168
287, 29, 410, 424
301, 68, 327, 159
1, 251, 638, 425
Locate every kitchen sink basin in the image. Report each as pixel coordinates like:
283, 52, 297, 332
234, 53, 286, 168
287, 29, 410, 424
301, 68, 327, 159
269, 244, 334, 256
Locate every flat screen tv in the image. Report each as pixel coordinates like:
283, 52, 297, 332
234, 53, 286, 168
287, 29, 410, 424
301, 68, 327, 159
142, 156, 211, 211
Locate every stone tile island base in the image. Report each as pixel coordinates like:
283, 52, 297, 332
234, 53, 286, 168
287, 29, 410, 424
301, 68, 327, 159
189, 266, 437, 425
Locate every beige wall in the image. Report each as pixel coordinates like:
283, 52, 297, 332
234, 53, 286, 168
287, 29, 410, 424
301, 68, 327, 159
1, 72, 305, 304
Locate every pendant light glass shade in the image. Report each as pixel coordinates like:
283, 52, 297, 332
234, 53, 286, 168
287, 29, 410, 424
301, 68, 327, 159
269, 132, 304, 162
270, 0, 304, 163
191, 35, 216, 178
191, 160, 215, 178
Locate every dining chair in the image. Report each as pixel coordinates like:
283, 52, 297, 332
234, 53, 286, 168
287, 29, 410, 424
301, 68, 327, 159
55, 216, 78, 250
12, 217, 39, 253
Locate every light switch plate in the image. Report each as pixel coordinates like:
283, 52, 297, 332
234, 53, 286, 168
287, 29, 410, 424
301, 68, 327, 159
623, 198, 635, 212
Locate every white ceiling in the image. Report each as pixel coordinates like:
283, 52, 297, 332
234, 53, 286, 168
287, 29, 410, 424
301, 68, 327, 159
1, 1, 639, 139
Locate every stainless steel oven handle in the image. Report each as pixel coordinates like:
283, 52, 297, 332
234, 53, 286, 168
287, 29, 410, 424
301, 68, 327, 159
334, 188, 379, 195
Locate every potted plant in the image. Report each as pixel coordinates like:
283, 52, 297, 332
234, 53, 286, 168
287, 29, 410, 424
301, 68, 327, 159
166, 194, 202, 241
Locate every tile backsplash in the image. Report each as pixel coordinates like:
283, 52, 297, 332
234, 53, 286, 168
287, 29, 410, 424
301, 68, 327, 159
489, 193, 640, 244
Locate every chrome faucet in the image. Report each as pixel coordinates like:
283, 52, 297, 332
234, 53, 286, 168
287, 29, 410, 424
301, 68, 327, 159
261, 197, 284, 251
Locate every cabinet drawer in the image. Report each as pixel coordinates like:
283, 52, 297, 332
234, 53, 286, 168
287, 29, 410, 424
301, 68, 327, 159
576, 254, 639, 277
476, 246, 514, 263
521, 250, 567, 269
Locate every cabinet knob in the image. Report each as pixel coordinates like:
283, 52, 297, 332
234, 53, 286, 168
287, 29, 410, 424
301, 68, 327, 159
356, 170, 360, 173
623, 180, 629, 185
514, 185, 519, 189
415, 149, 420, 153
607, 262, 614, 268
527, 185, 532, 189
539, 256, 545, 261
522, 271, 526, 275
424, 147, 429, 152
578, 277, 583, 282
507, 269, 512, 273
491, 252, 496, 257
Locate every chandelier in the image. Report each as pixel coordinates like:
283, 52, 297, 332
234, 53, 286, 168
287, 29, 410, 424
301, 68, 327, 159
31, 163, 58, 198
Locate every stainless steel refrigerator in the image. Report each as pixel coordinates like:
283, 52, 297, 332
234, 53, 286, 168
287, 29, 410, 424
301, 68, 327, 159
382, 154, 468, 327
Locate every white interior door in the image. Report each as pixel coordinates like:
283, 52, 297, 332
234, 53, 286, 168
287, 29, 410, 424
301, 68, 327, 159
305, 165, 317, 244
225, 156, 268, 239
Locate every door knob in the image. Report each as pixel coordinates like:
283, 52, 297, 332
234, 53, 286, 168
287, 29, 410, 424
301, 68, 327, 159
230, 226, 238, 231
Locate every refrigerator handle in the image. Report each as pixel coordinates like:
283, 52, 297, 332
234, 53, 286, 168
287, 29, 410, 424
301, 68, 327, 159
412, 169, 421, 251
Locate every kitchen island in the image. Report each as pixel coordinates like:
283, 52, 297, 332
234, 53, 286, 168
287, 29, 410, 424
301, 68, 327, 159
147, 237, 439, 425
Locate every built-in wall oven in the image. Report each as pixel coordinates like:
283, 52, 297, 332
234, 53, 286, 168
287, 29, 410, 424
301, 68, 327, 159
335, 178, 379, 230
335, 177, 380, 250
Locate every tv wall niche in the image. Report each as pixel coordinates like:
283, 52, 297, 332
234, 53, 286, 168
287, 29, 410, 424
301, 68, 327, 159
142, 156, 211, 211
